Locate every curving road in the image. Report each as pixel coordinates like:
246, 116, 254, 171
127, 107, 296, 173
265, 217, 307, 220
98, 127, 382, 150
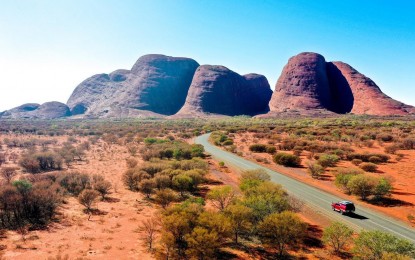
195, 133, 415, 243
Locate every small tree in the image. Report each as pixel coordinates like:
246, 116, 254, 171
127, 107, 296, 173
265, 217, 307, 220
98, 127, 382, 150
360, 162, 378, 172
0, 153, 6, 167
353, 230, 415, 260
140, 179, 155, 199
318, 154, 340, 168
347, 174, 377, 200
225, 204, 253, 244
172, 174, 193, 198
273, 152, 301, 167
78, 189, 99, 213
1, 166, 18, 184
155, 189, 177, 209
185, 227, 220, 259
139, 218, 160, 252
258, 211, 307, 257
374, 178, 392, 200
239, 168, 270, 191
93, 180, 112, 200
207, 185, 237, 211
307, 162, 324, 179
322, 221, 353, 253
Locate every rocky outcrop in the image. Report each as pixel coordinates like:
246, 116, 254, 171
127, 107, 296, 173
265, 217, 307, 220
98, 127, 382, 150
174, 65, 272, 117
267, 52, 414, 116
327, 62, 415, 115
269, 52, 332, 112
67, 54, 199, 118
1, 102, 71, 119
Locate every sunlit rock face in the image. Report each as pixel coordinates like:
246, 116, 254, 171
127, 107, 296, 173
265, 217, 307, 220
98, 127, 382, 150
67, 54, 199, 118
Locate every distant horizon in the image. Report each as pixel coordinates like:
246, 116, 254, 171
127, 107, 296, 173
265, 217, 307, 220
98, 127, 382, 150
1, 1, 414, 111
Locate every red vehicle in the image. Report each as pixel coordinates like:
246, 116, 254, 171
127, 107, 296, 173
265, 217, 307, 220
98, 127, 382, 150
332, 201, 355, 215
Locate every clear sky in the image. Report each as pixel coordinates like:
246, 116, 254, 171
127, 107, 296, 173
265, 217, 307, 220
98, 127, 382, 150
1, 0, 414, 111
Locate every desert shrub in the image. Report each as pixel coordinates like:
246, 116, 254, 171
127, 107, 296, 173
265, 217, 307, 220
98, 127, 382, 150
346, 153, 390, 163
153, 173, 172, 190
207, 186, 237, 211
249, 144, 276, 154
140, 179, 156, 198
19, 151, 63, 173
92, 176, 112, 200
318, 154, 340, 168
78, 189, 99, 212
359, 162, 378, 172
368, 156, 383, 164
280, 138, 297, 150
307, 162, 324, 179
333, 167, 363, 194
347, 174, 377, 200
335, 174, 354, 194
322, 222, 353, 253
240, 169, 270, 191
249, 144, 267, 153
57, 172, 91, 195
172, 174, 193, 197
155, 188, 177, 208
377, 134, 394, 142
353, 230, 415, 259
0, 153, 5, 167
141, 140, 204, 161
400, 138, 415, 150
222, 139, 234, 146
1, 167, 18, 184
266, 146, 276, 154
385, 145, 399, 154
126, 158, 138, 168
258, 211, 307, 257
242, 182, 290, 222
209, 132, 234, 147
373, 178, 392, 200
122, 168, 149, 191
273, 153, 301, 167
0, 180, 62, 229
352, 159, 363, 165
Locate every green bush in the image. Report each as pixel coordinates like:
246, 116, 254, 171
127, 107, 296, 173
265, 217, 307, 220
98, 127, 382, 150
359, 162, 378, 172
249, 144, 267, 153
273, 153, 301, 167
318, 154, 340, 168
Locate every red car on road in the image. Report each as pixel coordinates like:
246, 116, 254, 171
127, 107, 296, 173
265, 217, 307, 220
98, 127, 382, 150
332, 201, 355, 215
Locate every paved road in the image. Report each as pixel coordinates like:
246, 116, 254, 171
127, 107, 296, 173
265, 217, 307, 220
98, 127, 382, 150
195, 133, 415, 243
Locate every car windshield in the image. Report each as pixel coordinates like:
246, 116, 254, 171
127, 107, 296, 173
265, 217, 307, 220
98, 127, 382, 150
345, 204, 355, 210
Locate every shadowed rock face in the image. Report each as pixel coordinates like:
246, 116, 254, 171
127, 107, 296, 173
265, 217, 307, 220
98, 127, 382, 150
175, 65, 272, 117
1, 102, 71, 119
269, 52, 332, 112
67, 54, 199, 118
328, 62, 415, 115
268, 52, 414, 116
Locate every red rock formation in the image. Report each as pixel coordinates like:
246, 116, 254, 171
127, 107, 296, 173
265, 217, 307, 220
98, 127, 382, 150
328, 62, 414, 115
175, 65, 272, 117
267, 52, 414, 116
269, 52, 332, 112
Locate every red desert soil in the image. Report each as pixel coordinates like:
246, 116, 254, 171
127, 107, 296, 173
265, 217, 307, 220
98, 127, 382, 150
0, 135, 156, 260
231, 132, 415, 226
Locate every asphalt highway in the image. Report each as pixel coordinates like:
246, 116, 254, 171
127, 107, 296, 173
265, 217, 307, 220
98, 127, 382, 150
195, 133, 415, 243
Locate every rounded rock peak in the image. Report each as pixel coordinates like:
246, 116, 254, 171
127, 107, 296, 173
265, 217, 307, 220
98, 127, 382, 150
131, 54, 199, 73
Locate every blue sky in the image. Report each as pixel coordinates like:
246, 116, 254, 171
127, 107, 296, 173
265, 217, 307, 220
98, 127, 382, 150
1, 0, 414, 111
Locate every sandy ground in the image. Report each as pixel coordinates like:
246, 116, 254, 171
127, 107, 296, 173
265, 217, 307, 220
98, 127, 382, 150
231, 132, 415, 227
0, 135, 156, 259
